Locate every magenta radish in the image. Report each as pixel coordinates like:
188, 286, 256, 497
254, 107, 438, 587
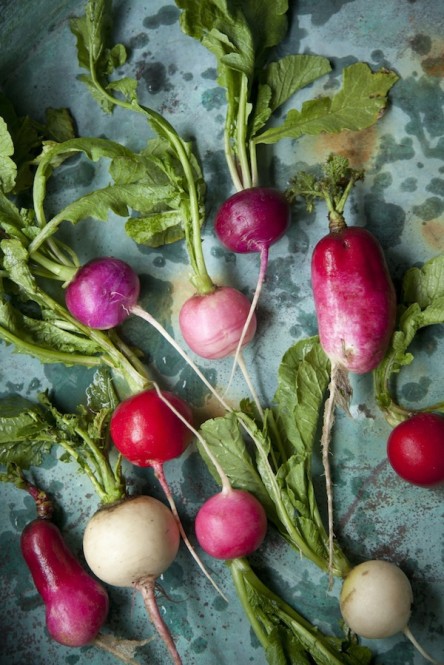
340, 560, 443, 664
21, 519, 109, 647
212, 187, 291, 381
387, 412, 444, 487
83, 495, 182, 664
195, 488, 267, 559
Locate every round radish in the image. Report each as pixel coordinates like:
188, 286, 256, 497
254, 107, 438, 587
83, 495, 182, 664
214, 187, 290, 254
179, 286, 257, 359
311, 226, 396, 374
21, 519, 109, 647
65, 257, 140, 329
387, 412, 444, 487
195, 489, 267, 560
109, 388, 194, 467
340, 560, 413, 639
340, 560, 442, 664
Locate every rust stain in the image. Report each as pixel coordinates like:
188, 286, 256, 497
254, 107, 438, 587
421, 219, 444, 251
421, 42, 444, 77
314, 125, 379, 168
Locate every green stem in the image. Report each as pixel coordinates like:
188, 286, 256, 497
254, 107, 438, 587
56, 439, 112, 504
236, 73, 252, 189
74, 426, 125, 503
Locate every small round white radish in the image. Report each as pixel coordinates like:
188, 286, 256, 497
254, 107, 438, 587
83, 495, 180, 587
83, 495, 183, 664
340, 560, 443, 665
340, 559, 412, 639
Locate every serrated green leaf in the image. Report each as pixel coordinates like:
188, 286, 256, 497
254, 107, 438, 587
125, 210, 186, 247
402, 254, 444, 308
0, 396, 54, 468
0, 116, 17, 193
255, 63, 399, 145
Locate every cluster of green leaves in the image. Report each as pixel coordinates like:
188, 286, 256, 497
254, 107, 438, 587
0, 369, 124, 503
199, 336, 350, 578
374, 253, 444, 426
70, 0, 212, 292
175, 0, 399, 190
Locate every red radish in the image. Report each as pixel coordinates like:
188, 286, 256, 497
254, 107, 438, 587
83, 495, 182, 664
340, 560, 443, 664
21, 519, 109, 647
195, 488, 267, 559
387, 412, 444, 486
109, 388, 194, 466
179, 286, 257, 359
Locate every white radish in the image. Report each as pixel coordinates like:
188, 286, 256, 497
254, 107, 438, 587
340, 560, 443, 664
83, 495, 182, 664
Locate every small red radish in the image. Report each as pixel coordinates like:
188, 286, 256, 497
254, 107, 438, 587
195, 488, 267, 560
83, 495, 182, 664
21, 519, 109, 647
109, 388, 194, 467
179, 285, 257, 359
387, 412, 444, 487
340, 560, 443, 664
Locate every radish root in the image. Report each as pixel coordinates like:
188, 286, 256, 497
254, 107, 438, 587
321, 362, 352, 586
134, 576, 182, 665
403, 626, 444, 665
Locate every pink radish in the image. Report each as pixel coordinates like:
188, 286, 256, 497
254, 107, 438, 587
83, 495, 182, 664
195, 489, 267, 559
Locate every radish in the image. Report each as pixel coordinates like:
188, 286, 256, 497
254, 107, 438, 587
83, 495, 182, 664
287, 155, 397, 581
194, 488, 267, 560
15, 475, 109, 649
21, 519, 110, 647
387, 412, 444, 487
340, 560, 443, 664
212, 187, 291, 387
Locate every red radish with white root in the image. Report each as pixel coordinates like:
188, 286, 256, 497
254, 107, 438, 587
340, 560, 444, 664
287, 154, 397, 580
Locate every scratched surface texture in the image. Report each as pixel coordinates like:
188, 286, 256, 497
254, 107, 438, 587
0, 1, 443, 664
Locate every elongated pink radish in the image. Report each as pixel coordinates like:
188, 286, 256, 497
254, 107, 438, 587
21, 519, 109, 647
83, 495, 182, 664
289, 155, 396, 583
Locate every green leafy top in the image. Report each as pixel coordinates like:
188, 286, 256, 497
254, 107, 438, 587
70, 0, 214, 294
175, 0, 398, 191
374, 253, 444, 426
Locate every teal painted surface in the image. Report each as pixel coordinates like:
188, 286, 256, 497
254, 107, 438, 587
0, 1, 443, 664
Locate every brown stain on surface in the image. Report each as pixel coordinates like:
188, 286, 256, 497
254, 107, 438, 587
422, 219, 444, 251
314, 125, 379, 168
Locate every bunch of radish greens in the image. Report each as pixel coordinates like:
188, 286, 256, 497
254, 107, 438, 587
0, 0, 442, 664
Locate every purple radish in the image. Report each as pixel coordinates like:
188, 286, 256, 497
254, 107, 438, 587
21, 519, 109, 647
